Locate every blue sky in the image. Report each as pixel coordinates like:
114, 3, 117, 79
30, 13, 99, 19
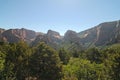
0, 0, 120, 35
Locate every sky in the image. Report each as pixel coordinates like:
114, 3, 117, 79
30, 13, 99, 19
0, 0, 120, 35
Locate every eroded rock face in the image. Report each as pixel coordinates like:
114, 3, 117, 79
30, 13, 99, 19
0, 28, 6, 42
0, 20, 120, 49
32, 30, 62, 49
78, 20, 120, 47
64, 30, 81, 44
0, 28, 5, 34
62, 30, 83, 51
46, 30, 62, 43
1, 28, 37, 43
78, 27, 98, 47
47, 30, 61, 39
94, 21, 120, 46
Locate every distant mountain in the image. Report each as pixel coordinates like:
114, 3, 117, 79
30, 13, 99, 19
61, 30, 82, 51
0, 28, 5, 33
79, 20, 120, 48
64, 30, 80, 42
0, 28, 37, 43
31, 30, 62, 49
0, 20, 120, 49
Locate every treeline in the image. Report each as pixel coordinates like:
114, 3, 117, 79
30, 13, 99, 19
0, 41, 120, 80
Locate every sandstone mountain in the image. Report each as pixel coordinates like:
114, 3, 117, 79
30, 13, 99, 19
79, 20, 120, 48
61, 30, 82, 51
0, 20, 120, 49
31, 30, 62, 49
0, 28, 37, 43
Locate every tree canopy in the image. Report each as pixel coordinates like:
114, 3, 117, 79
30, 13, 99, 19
0, 42, 120, 80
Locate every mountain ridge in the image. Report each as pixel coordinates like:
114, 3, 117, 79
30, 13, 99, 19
0, 20, 120, 49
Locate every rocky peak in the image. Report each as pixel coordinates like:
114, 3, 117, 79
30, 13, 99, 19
64, 30, 78, 40
32, 30, 62, 49
65, 30, 77, 35
47, 30, 61, 39
95, 20, 120, 46
61, 30, 83, 51
78, 20, 120, 47
1, 28, 37, 43
64, 30, 81, 45
0, 28, 5, 34
0, 20, 120, 49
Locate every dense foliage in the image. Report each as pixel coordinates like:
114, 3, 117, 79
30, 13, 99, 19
0, 42, 120, 80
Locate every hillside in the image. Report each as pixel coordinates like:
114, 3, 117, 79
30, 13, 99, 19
79, 20, 120, 48
0, 20, 120, 49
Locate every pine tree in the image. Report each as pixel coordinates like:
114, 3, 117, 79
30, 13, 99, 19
30, 42, 62, 80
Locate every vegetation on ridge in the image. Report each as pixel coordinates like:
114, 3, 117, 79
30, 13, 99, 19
0, 41, 120, 80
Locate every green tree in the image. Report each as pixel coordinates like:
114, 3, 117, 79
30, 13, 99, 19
0, 51, 6, 80
63, 58, 108, 80
86, 48, 102, 63
30, 42, 62, 80
72, 50, 80, 58
4, 41, 31, 80
59, 48, 70, 65
103, 45, 120, 80
0, 51, 5, 71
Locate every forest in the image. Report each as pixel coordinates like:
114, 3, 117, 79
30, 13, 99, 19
0, 41, 120, 80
